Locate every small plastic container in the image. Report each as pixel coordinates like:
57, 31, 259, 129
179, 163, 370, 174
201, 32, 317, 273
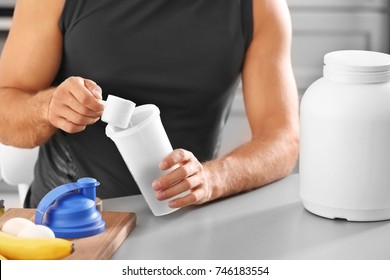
101, 95, 136, 129
300, 50, 390, 221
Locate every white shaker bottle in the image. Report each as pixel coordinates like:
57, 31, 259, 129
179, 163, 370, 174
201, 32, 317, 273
102, 96, 181, 216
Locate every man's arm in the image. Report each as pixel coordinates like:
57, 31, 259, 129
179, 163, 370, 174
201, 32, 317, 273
0, 0, 103, 148
209, 0, 300, 197
153, 0, 299, 207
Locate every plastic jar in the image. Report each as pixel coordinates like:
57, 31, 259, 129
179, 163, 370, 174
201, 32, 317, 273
300, 50, 390, 221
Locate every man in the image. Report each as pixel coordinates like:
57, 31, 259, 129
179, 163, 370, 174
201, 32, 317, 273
0, 0, 299, 208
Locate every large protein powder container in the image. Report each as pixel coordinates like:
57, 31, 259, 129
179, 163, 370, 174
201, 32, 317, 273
300, 50, 390, 221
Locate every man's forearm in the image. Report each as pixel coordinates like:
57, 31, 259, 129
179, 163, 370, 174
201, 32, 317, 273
0, 87, 56, 148
204, 126, 299, 202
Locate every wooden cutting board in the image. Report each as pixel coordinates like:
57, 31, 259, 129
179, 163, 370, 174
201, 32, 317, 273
0, 208, 136, 260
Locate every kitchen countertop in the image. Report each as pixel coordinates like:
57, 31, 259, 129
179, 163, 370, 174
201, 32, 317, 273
104, 174, 390, 260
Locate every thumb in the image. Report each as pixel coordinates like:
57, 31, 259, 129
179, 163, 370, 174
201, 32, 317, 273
84, 79, 103, 100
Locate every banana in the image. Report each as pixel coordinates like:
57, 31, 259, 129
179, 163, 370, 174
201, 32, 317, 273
0, 254, 7, 260
0, 231, 74, 260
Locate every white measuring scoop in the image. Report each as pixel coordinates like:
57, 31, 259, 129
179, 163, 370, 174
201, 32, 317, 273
101, 94, 136, 129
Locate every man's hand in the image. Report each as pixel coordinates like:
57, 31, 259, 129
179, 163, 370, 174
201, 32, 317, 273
48, 77, 104, 133
152, 148, 212, 208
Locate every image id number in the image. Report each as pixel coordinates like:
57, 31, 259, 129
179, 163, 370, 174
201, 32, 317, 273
215, 266, 269, 276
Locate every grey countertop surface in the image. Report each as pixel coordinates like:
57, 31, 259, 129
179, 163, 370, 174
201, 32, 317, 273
103, 174, 390, 260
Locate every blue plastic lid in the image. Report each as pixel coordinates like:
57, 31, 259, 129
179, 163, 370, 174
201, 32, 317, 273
35, 177, 105, 238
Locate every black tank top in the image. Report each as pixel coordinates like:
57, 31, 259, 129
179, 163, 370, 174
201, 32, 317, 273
26, 0, 253, 207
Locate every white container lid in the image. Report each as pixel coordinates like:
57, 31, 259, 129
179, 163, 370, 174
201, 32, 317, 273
325, 50, 390, 72
324, 50, 390, 83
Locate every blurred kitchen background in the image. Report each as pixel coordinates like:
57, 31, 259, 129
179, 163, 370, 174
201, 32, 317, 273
1, 0, 389, 208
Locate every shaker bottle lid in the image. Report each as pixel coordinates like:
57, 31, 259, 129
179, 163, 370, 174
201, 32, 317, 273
101, 95, 136, 129
35, 177, 106, 238
324, 50, 390, 72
